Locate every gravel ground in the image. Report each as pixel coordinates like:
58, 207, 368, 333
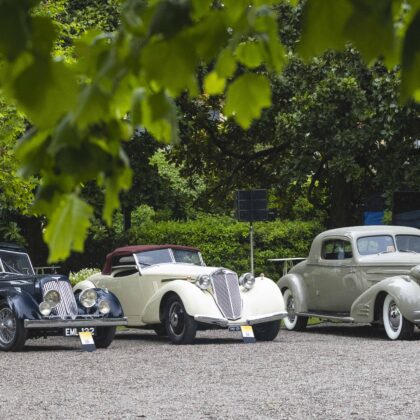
2, 323, 420, 419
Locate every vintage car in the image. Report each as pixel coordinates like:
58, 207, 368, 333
73, 244, 287, 344
0, 242, 127, 351
278, 226, 420, 340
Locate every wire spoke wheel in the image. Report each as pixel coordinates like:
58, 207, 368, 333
0, 308, 17, 345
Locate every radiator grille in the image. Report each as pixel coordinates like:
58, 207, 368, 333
211, 270, 242, 320
42, 278, 79, 319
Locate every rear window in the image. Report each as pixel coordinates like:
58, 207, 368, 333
321, 239, 353, 260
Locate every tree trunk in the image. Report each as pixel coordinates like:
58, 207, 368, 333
123, 207, 132, 231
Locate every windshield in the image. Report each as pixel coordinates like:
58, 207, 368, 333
357, 235, 396, 256
0, 251, 34, 275
135, 248, 203, 268
395, 235, 420, 253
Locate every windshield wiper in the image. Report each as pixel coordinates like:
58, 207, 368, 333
399, 249, 419, 254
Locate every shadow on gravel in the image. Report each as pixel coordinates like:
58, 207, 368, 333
115, 331, 242, 345
22, 344, 79, 352
289, 323, 420, 341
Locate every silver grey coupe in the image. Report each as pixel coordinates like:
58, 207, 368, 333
278, 226, 420, 340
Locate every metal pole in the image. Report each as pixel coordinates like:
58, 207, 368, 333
250, 222, 254, 276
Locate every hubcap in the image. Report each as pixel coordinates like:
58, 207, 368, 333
388, 301, 401, 332
287, 296, 296, 323
169, 302, 185, 336
0, 308, 16, 345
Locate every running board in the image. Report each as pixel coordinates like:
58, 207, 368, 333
298, 312, 354, 323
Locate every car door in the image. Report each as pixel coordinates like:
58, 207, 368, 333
306, 237, 361, 312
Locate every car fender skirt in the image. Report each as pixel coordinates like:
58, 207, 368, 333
351, 276, 420, 323
277, 274, 309, 313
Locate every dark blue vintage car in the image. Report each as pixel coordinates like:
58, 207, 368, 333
0, 242, 127, 351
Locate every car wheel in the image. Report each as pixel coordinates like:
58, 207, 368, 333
164, 295, 197, 344
153, 325, 167, 337
283, 289, 308, 331
253, 321, 280, 341
94, 326, 116, 348
382, 294, 414, 340
0, 303, 27, 351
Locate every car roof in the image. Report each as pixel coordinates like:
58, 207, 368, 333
102, 244, 200, 275
317, 225, 420, 239
0, 242, 27, 253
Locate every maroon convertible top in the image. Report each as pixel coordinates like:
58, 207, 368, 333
102, 244, 199, 275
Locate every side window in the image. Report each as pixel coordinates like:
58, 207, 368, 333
321, 239, 353, 260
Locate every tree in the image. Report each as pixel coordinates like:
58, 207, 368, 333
0, 0, 419, 260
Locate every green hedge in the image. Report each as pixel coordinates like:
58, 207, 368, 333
126, 215, 322, 281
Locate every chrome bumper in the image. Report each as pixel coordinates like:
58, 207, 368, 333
194, 311, 287, 327
24, 317, 128, 329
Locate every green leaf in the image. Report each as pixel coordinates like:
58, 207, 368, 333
141, 91, 179, 143
12, 59, 77, 129
141, 36, 198, 96
191, 0, 212, 20
298, 0, 395, 64
235, 41, 264, 68
224, 73, 271, 129
298, 0, 353, 59
401, 10, 420, 101
73, 84, 109, 129
215, 48, 237, 78
204, 71, 226, 95
103, 166, 133, 225
44, 194, 93, 262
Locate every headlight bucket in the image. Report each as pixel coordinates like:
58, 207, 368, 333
39, 301, 52, 316
239, 273, 255, 290
44, 289, 61, 308
196, 274, 211, 290
79, 288, 97, 308
98, 300, 110, 315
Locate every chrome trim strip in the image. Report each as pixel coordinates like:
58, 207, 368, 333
246, 312, 288, 325
24, 317, 128, 329
298, 312, 354, 322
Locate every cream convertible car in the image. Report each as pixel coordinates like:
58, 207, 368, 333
74, 245, 286, 344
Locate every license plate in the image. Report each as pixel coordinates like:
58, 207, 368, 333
228, 326, 241, 332
64, 327, 96, 337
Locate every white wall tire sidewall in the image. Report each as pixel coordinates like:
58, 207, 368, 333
283, 289, 298, 330
383, 294, 402, 340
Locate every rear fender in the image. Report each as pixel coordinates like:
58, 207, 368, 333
141, 280, 222, 324
0, 289, 41, 321
351, 276, 420, 323
277, 273, 309, 313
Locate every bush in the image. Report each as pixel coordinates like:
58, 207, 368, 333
69, 268, 100, 286
127, 215, 323, 281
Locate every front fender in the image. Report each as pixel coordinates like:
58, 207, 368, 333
242, 276, 285, 316
95, 289, 125, 319
72, 279, 97, 293
277, 273, 309, 313
141, 280, 223, 324
0, 289, 41, 321
351, 276, 420, 323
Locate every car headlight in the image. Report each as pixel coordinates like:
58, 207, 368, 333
44, 290, 61, 308
79, 288, 97, 308
39, 301, 52, 316
98, 300, 110, 315
239, 273, 255, 290
196, 274, 211, 290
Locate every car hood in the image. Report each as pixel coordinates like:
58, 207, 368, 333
141, 264, 233, 278
358, 252, 420, 267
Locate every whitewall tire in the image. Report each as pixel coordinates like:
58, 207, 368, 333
283, 289, 308, 331
382, 294, 414, 340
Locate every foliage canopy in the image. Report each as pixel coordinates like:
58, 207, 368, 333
0, 0, 419, 260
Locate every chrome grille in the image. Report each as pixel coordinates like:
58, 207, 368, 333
42, 278, 78, 319
211, 270, 242, 320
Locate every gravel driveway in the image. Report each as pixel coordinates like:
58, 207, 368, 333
2, 323, 420, 419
